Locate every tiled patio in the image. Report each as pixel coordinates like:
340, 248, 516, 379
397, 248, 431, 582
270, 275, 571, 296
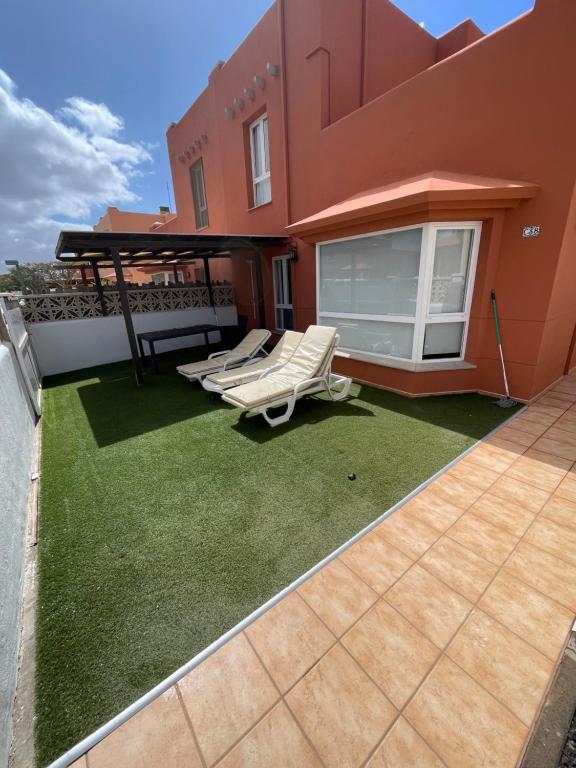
69, 377, 576, 768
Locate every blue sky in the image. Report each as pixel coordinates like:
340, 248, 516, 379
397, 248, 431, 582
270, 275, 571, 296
0, 0, 533, 262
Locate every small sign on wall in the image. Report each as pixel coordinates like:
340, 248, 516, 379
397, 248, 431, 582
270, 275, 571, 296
522, 225, 540, 238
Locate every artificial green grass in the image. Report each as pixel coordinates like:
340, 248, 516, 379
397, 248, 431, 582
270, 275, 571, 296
36, 348, 518, 765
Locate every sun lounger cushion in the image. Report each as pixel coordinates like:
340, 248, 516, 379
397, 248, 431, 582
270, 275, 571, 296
222, 325, 337, 409
176, 328, 270, 377
205, 330, 303, 388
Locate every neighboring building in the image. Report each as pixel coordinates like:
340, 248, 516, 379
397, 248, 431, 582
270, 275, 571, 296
92, 206, 231, 284
156, 0, 576, 402
94, 206, 177, 233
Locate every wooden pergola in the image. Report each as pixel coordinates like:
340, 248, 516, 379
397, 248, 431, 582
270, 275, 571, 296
55, 231, 287, 385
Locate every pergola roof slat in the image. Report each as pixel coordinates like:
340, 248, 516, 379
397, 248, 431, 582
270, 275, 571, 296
56, 231, 287, 262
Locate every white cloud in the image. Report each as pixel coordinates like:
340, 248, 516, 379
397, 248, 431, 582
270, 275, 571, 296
59, 96, 124, 137
0, 70, 153, 263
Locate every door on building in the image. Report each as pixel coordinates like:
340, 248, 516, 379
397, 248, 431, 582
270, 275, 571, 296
272, 256, 293, 331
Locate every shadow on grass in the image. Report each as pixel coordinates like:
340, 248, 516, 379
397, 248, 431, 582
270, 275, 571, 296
231, 384, 521, 443
68, 347, 230, 447
231, 394, 376, 442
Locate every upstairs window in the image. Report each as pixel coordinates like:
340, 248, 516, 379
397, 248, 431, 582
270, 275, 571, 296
190, 158, 209, 229
249, 114, 271, 206
317, 222, 481, 366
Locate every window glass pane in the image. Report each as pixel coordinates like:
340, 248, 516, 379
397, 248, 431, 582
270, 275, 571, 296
254, 176, 271, 205
422, 322, 464, 359
319, 229, 422, 316
190, 160, 208, 229
285, 260, 292, 304
262, 118, 269, 173
429, 229, 474, 314
320, 317, 414, 359
252, 123, 262, 177
273, 260, 284, 305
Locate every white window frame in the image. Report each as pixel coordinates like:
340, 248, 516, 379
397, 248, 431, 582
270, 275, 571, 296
249, 114, 271, 207
272, 255, 293, 331
316, 221, 482, 369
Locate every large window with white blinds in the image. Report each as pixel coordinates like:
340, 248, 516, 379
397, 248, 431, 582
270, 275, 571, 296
317, 222, 481, 365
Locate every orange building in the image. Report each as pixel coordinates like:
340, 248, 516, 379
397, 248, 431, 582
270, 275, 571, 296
157, 0, 575, 402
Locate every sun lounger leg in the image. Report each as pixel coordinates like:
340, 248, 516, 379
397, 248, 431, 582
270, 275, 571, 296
262, 396, 296, 427
326, 374, 352, 401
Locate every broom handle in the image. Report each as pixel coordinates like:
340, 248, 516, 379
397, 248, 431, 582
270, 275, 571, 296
491, 290, 511, 398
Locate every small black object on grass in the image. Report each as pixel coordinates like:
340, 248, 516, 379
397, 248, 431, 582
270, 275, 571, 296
348, 472, 356, 481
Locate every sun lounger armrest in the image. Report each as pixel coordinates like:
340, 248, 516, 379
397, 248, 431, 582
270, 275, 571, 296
257, 362, 283, 379
293, 376, 327, 395
208, 349, 231, 359
222, 354, 250, 370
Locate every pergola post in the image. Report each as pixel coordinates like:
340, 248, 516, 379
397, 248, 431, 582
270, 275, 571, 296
80, 265, 88, 286
252, 246, 267, 328
172, 264, 179, 284
203, 256, 215, 311
111, 248, 144, 386
90, 260, 108, 317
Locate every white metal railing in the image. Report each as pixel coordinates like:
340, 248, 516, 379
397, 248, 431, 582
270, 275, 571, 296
21, 285, 235, 324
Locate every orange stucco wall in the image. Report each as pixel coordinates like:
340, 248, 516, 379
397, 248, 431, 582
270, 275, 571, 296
161, 0, 576, 401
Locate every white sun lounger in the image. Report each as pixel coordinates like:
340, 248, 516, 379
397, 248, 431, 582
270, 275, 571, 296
221, 325, 352, 427
176, 328, 271, 382
202, 330, 303, 393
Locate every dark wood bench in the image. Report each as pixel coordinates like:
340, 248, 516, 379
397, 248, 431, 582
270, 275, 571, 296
137, 324, 221, 373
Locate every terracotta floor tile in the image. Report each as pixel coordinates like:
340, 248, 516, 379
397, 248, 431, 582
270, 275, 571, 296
506, 449, 571, 492
556, 415, 576, 433
485, 436, 528, 455
546, 425, 576, 444
532, 434, 576, 462
400, 488, 464, 532
536, 394, 573, 411
447, 609, 553, 727
555, 414, 576, 432
479, 570, 573, 660
465, 443, 519, 473
377, 509, 439, 560
298, 559, 378, 637
427, 474, 484, 509
244, 592, 334, 694
405, 656, 527, 768
469, 492, 535, 537
286, 644, 396, 768
524, 517, 576, 567
555, 473, 576, 503
507, 416, 550, 438
446, 460, 500, 491
489, 474, 550, 513
540, 495, 576, 531
419, 536, 497, 602
69, 759, 87, 768
518, 409, 558, 428
365, 717, 444, 768
339, 527, 413, 594
493, 426, 537, 448
385, 565, 472, 648
526, 404, 566, 420
551, 380, 576, 396
342, 600, 439, 708
178, 633, 278, 765
504, 541, 576, 614
89, 688, 202, 768
216, 703, 322, 768
446, 511, 518, 566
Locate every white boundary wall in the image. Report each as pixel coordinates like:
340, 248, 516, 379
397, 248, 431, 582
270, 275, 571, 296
0, 343, 36, 768
29, 306, 237, 377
